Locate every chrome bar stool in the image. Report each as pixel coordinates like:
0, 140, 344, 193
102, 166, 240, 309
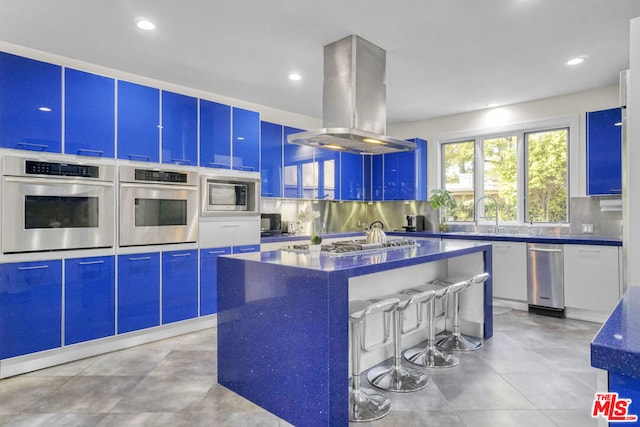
403, 282, 460, 368
367, 289, 435, 392
437, 272, 490, 352
348, 297, 399, 422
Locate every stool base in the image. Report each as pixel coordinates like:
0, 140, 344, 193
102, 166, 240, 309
437, 333, 482, 352
349, 386, 392, 422
367, 363, 429, 393
404, 346, 459, 368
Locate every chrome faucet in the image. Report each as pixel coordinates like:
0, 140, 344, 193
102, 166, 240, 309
474, 196, 499, 233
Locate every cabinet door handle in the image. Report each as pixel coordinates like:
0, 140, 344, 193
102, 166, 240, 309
221, 225, 240, 228
236, 165, 255, 171
78, 260, 105, 265
171, 253, 192, 257
207, 162, 228, 167
18, 264, 49, 270
17, 141, 48, 151
129, 256, 151, 261
610, 189, 622, 194
528, 248, 562, 253
128, 154, 151, 161
77, 148, 104, 157
207, 250, 228, 254
237, 247, 257, 252
171, 158, 192, 165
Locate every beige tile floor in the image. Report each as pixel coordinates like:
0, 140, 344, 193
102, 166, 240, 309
0, 309, 601, 426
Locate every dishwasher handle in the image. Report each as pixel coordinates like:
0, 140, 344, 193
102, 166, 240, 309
528, 247, 563, 253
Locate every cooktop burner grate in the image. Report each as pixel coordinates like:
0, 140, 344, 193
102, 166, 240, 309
282, 239, 417, 256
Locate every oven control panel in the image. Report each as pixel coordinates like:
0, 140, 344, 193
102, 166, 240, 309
134, 169, 188, 183
25, 160, 99, 178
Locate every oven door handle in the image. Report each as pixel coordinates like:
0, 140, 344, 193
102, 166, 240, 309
119, 182, 197, 192
3, 176, 114, 187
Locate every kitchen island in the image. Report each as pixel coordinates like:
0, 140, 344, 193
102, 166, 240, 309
217, 239, 492, 426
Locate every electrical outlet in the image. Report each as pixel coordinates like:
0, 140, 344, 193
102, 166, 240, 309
582, 223, 594, 234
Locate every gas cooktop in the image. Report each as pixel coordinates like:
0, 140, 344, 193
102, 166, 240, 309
280, 239, 417, 256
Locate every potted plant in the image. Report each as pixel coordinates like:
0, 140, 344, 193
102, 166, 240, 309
298, 204, 322, 256
429, 189, 457, 232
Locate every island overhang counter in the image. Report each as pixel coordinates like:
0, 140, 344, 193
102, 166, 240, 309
217, 239, 493, 426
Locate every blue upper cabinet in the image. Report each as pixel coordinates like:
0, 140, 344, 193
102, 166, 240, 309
371, 155, 384, 200
65, 68, 115, 158
340, 153, 365, 201
232, 107, 260, 172
117, 80, 160, 162
587, 107, 622, 195
0, 260, 62, 359
161, 91, 197, 166
374, 138, 428, 201
314, 147, 340, 200
283, 126, 313, 198
200, 99, 231, 169
260, 121, 283, 197
0, 52, 62, 152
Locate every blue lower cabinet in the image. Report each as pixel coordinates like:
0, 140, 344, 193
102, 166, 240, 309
117, 253, 160, 334
0, 260, 62, 359
64, 256, 115, 345
200, 247, 232, 315
233, 244, 261, 254
162, 250, 198, 324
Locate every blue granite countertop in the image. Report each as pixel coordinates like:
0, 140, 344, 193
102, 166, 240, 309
261, 231, 621, 246
388, 231, 622, 246
591, 287, 640, 378
227, 239, 491, 274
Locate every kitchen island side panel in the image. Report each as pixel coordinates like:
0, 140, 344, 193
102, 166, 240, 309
217, 257, 345, 426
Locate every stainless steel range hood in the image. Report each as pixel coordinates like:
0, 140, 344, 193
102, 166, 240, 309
287, 35, 415, 155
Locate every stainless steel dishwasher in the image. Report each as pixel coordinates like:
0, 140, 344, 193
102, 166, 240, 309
527, 243, 565, 317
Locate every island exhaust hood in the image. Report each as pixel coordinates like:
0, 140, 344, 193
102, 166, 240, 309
287, 35, 416, 155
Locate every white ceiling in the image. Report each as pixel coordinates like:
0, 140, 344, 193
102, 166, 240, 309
1, 0, 639, 125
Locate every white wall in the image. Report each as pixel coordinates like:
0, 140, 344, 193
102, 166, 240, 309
389, 86, 620, 198
624, 17, 640, 287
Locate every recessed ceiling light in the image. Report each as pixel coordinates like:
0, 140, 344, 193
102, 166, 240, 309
288, 73, 302, 81
566, 57, 585, 66
137, 18, 155, 30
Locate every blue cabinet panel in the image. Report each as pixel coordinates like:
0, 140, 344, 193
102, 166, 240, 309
260, 121, 283, 197
340, 153, 364, 200
0, 52, 62, 152
384, 150, 416, 200
64, 256, 115, 345
233, 244, 261, 254
232, 107, 260, 172
200, 100, 231, 169
364, 156, 373, 201
587, 107, 622, 195
65, 68, 115, 157
315, 148, 339, 200
161, 91, 197, 166
162, 250, 198, 324
0, 260, 62, 359
200, 247, 232, 315
117, 253, 160, 333
283, 126, 312, 198
117, 80, 160, 162
413, 138, 428, 201
371, 155, 384, 200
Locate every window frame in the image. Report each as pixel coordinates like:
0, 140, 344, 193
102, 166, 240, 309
437, 115, 578, 226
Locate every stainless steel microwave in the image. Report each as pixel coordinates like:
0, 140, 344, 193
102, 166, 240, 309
201, 173, 260, 216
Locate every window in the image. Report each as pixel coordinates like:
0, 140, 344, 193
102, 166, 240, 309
440, 127, 569, 224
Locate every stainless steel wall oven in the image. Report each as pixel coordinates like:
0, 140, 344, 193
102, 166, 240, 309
2, 156, 115, 253
119, 165, 198, 246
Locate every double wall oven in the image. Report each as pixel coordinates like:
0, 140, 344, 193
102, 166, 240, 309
2, 156, 115, 254
119, 165, 198, 247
